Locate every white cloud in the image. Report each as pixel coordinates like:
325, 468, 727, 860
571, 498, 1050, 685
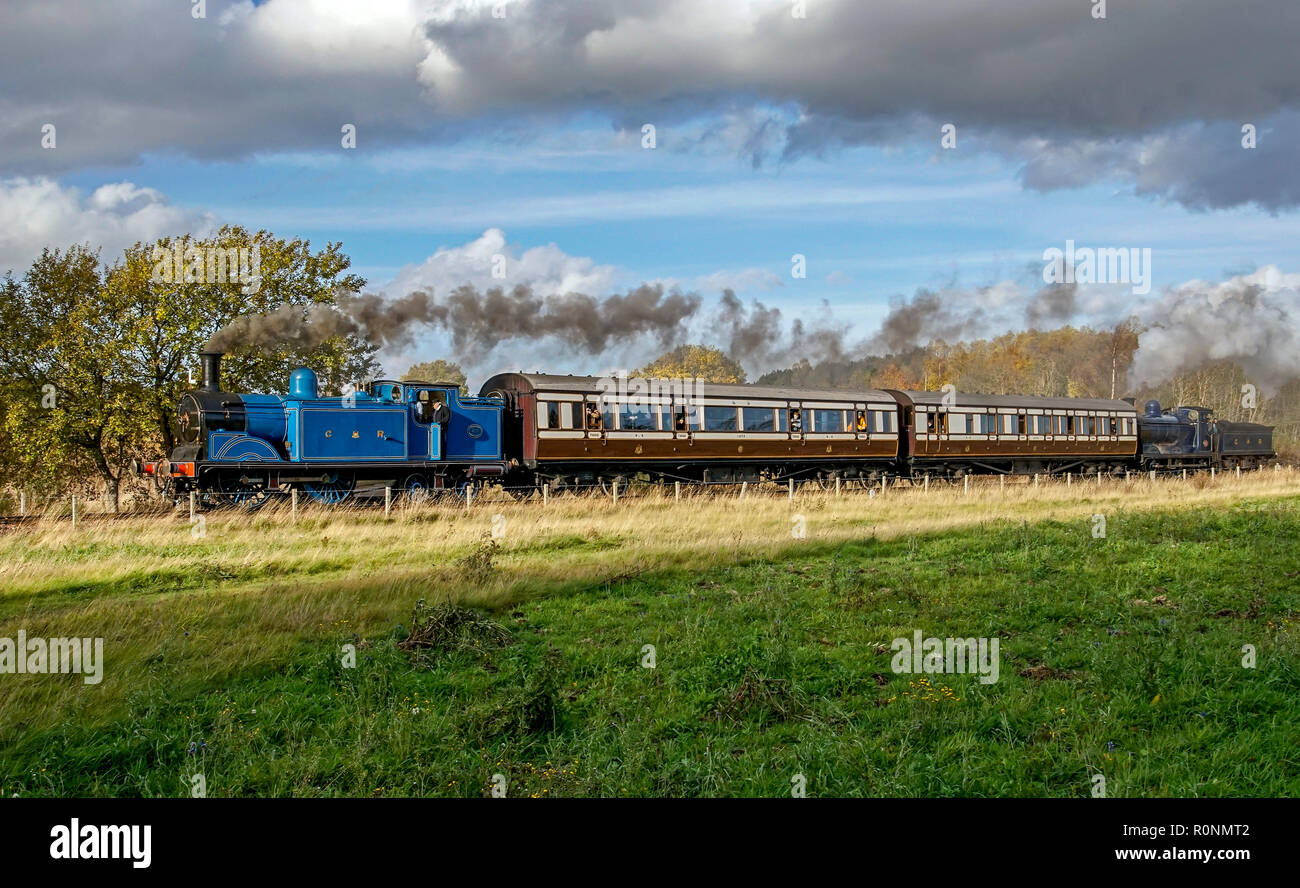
382, 227, 620, 299
695, 267, 783, 293
0, 177, 215, 274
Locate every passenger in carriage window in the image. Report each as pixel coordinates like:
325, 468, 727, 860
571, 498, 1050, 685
586, 402, 603, 430
856, 410, 868, 432
789, 408, 803, 433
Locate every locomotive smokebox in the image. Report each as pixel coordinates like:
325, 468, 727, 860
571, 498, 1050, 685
200, 351, 223, 392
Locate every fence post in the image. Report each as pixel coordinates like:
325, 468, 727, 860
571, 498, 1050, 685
1034, 474, 1039, 488
544, 482, 550, 506
740, 481, 747, 499
999, 475, 1004, 493
612, 480, 618, 505
1066, 473, 1072, 487
1182, 469, 1187, 481
1149, 470, 1156, 482
1125, 470, 1130, 483
923, 473, 929, 492
19, 491, 25, 518
1210, 467, 1215, 481
964, 475, 969, 496
1096, 469, 1102, 485
385, 486, 392, 518
834, 476, 841, 497
881, 474, 887, 496
291, 488, 299, 522
465, 484, 473, 509
788, 478, 794, 502
189, 491, 196, 523
674, 481, 681, 503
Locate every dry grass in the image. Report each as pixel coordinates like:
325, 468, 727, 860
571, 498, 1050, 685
2, 466, 1298, 735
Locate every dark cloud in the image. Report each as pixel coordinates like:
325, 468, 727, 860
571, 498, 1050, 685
3, 1, 1300, 207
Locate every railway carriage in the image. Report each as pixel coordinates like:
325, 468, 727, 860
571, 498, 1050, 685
479, 372, 902, 488
897, 391, 1141, 476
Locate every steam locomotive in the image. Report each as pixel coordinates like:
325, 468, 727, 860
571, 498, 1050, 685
139, 352, 1277, 506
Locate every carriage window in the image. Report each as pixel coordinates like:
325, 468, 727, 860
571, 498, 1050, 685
1066, 415, 1076, 435
742, 407, 776, 432
619, 402, 655, 430
1108, 416, 1118, 435
998, 414, 1016, 434
658, 406, 673, 430
948, 413, 967, 434
926, 411, 938, 434
537, 401, 561, 429
1079, 416, 1093, 435
561, 403, 575, 429
813, 409, 846, 432
1033, 415, 1051, 435
703, 406, 738, 431
776, 410, 789, 432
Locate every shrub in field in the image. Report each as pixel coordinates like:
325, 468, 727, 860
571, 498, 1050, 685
397, 598, 512, 665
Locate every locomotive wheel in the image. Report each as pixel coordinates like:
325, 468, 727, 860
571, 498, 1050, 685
303, 471, 356, 505
212, 473, 273, 510
401, 473, 432, 504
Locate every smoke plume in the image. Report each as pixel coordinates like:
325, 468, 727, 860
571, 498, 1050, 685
206, 283, 704, 360
1128, 267, 1300, 393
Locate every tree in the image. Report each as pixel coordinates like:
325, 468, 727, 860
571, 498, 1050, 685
1107, 319, 1141, 399
0, 228, 376, 504
0, 246, 152, 505
636, 345, 746, 383
106, 226, 373, 456
401, 359, 468, 394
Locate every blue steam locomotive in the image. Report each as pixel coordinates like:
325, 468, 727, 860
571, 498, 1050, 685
147, 352, 508, 506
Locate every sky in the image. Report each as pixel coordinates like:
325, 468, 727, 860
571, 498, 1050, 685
3, 0, 1300, 388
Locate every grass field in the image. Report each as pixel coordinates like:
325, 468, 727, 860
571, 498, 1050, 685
2, 470, 1299, 797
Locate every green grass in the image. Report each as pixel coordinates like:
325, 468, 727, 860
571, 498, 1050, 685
3, 497, 1298, 797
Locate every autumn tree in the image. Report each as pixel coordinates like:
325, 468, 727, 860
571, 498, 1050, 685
0, 246, 153, 504
0, 228, 375, 503
636, 344, 746, 383
402, 359, 468, 394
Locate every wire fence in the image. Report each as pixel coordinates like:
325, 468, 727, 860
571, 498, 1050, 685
3, 462, 1296, 525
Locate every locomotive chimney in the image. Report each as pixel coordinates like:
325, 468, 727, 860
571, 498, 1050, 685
199, 351, 223, 392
